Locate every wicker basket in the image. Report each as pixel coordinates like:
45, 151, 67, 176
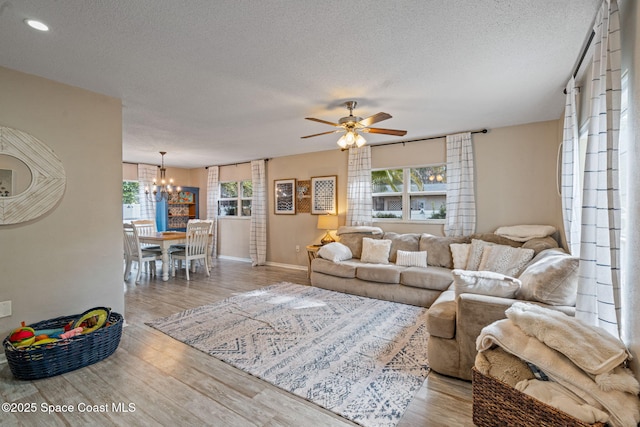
3, 312, 123, 380
472, 368, 606, 427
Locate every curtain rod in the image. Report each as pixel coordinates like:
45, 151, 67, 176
363, 128, 488, 149
205, 158, 270, 169
563, 29, 596, 94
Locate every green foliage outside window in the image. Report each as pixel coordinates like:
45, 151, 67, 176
122, 181, 139, 205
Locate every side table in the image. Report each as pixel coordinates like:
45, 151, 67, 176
306, 245, 322, 278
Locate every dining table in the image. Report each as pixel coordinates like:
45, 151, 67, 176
138, 231, 186, 281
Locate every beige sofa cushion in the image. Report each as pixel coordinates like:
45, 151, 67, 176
356, 264, 404, 284
338, 232, 382, 259
400, 266, 453, 291
522, 236, 559, 254
517, 249, 579, 306
426, 288, 456, 339
419, 234, 471, 268
311, 258, 357, 278
384, 232, 421, 262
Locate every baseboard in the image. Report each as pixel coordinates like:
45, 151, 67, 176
218, 255, 252, 263
217, 256, 306, 272
265, 261, 307, 272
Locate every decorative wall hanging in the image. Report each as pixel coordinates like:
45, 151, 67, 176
296, 179, 311, 213
0, 126, 66, 225
274, 178, 296, 214
311, 175, 337, 215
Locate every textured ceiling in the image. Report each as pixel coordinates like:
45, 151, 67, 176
1, 0, 600, 168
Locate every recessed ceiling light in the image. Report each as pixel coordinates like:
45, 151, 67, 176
24, 19, 49, 32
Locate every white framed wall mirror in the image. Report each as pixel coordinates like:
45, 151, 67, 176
0, 126, 66, 225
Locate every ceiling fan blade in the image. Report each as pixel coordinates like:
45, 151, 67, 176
305, 117, 341, 127
362, 127, 407, 136
300, 130, 342, 139
358, 112, 392, 127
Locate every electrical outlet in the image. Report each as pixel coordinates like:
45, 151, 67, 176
0, 300, 11, 318
295, 245, 300, 253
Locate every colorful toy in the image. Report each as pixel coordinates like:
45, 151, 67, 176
9, 323, 35, 347
7, 306, 111, 348
59, 327, 83, 339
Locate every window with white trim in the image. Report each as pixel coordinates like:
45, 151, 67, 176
218, 180, 252, 217
372, 165, 446, 221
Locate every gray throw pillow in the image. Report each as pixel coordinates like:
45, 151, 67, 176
419, 234, 470, 268
516, 249, 579, 306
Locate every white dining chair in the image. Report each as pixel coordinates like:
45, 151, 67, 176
123, 223, 162, 284
171, 221, 211, 280
131, 219, 161, 252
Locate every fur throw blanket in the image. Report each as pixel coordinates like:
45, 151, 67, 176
506, 302, 638, 394
477, 318, 640, 427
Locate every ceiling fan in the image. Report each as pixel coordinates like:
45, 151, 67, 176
301, 101, 407, 148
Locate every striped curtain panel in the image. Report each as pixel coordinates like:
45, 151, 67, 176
137, 164, 157, 221
206, 166, 220, 260
444, 132, 476, 237
250, 160, 267, 266
577, 0, 622, 337
561, 77, 582, 256
346, 146, 373, 226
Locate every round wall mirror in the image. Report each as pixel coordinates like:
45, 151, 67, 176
0, 126, 66, 225
0, 154, 33, 197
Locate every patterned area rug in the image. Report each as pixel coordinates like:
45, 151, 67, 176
147, 282, 429, 427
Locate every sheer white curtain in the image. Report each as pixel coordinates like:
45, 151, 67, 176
137, 164, 157, 221
444, 132, 475, 237
250, 160, 267, 266
346, 146, 373, 226
577, 0, 622, 337
206, 166, 219, 260
561, 77, 582, 256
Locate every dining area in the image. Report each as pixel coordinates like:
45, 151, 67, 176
123, 219, 213, 283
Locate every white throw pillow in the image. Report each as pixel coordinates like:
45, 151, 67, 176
478, 245, 535, 277
360, 238, 392, 264
453, 269, 522, 298
317, 242, 353, 262
395, 250, 428, 268
465, 239, 493, 270
450, 243, 471, 270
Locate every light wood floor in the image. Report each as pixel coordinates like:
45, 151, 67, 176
1, 259, 473, 427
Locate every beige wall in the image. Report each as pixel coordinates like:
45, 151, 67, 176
0, 67, 124, 340
198, 119, 563, 268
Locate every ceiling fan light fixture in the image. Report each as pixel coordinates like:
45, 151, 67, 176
355, 133, 366, 147
337, 134, 348, 148
25, 19, 49, 31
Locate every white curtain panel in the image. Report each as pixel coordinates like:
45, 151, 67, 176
577, 0, 622, 337
250, 160, 267, 266
206, 166, 219, 260
137, 163, 157, 221
444, 132, 476, 237
346, 146, 373, 226
561, 77, 582, 256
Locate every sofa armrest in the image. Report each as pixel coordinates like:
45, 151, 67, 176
456, 293, 521, 379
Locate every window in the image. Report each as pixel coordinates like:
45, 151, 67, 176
372, 165, 446, 221
122, 180, 141, 220
219, 180, 252, 217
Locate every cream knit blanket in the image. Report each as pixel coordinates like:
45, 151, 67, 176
477, 319, 640, 427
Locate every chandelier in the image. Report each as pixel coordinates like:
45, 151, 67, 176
145, 151, 180, 202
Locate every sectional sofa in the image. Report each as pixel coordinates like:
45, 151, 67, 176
310, 226, 579, 380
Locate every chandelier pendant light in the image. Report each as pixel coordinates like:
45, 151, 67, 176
145, 151, 181, 202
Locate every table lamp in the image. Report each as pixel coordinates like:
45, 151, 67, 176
317, 215, 339, 245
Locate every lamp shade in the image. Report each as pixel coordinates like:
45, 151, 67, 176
317, 215, 339, 230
